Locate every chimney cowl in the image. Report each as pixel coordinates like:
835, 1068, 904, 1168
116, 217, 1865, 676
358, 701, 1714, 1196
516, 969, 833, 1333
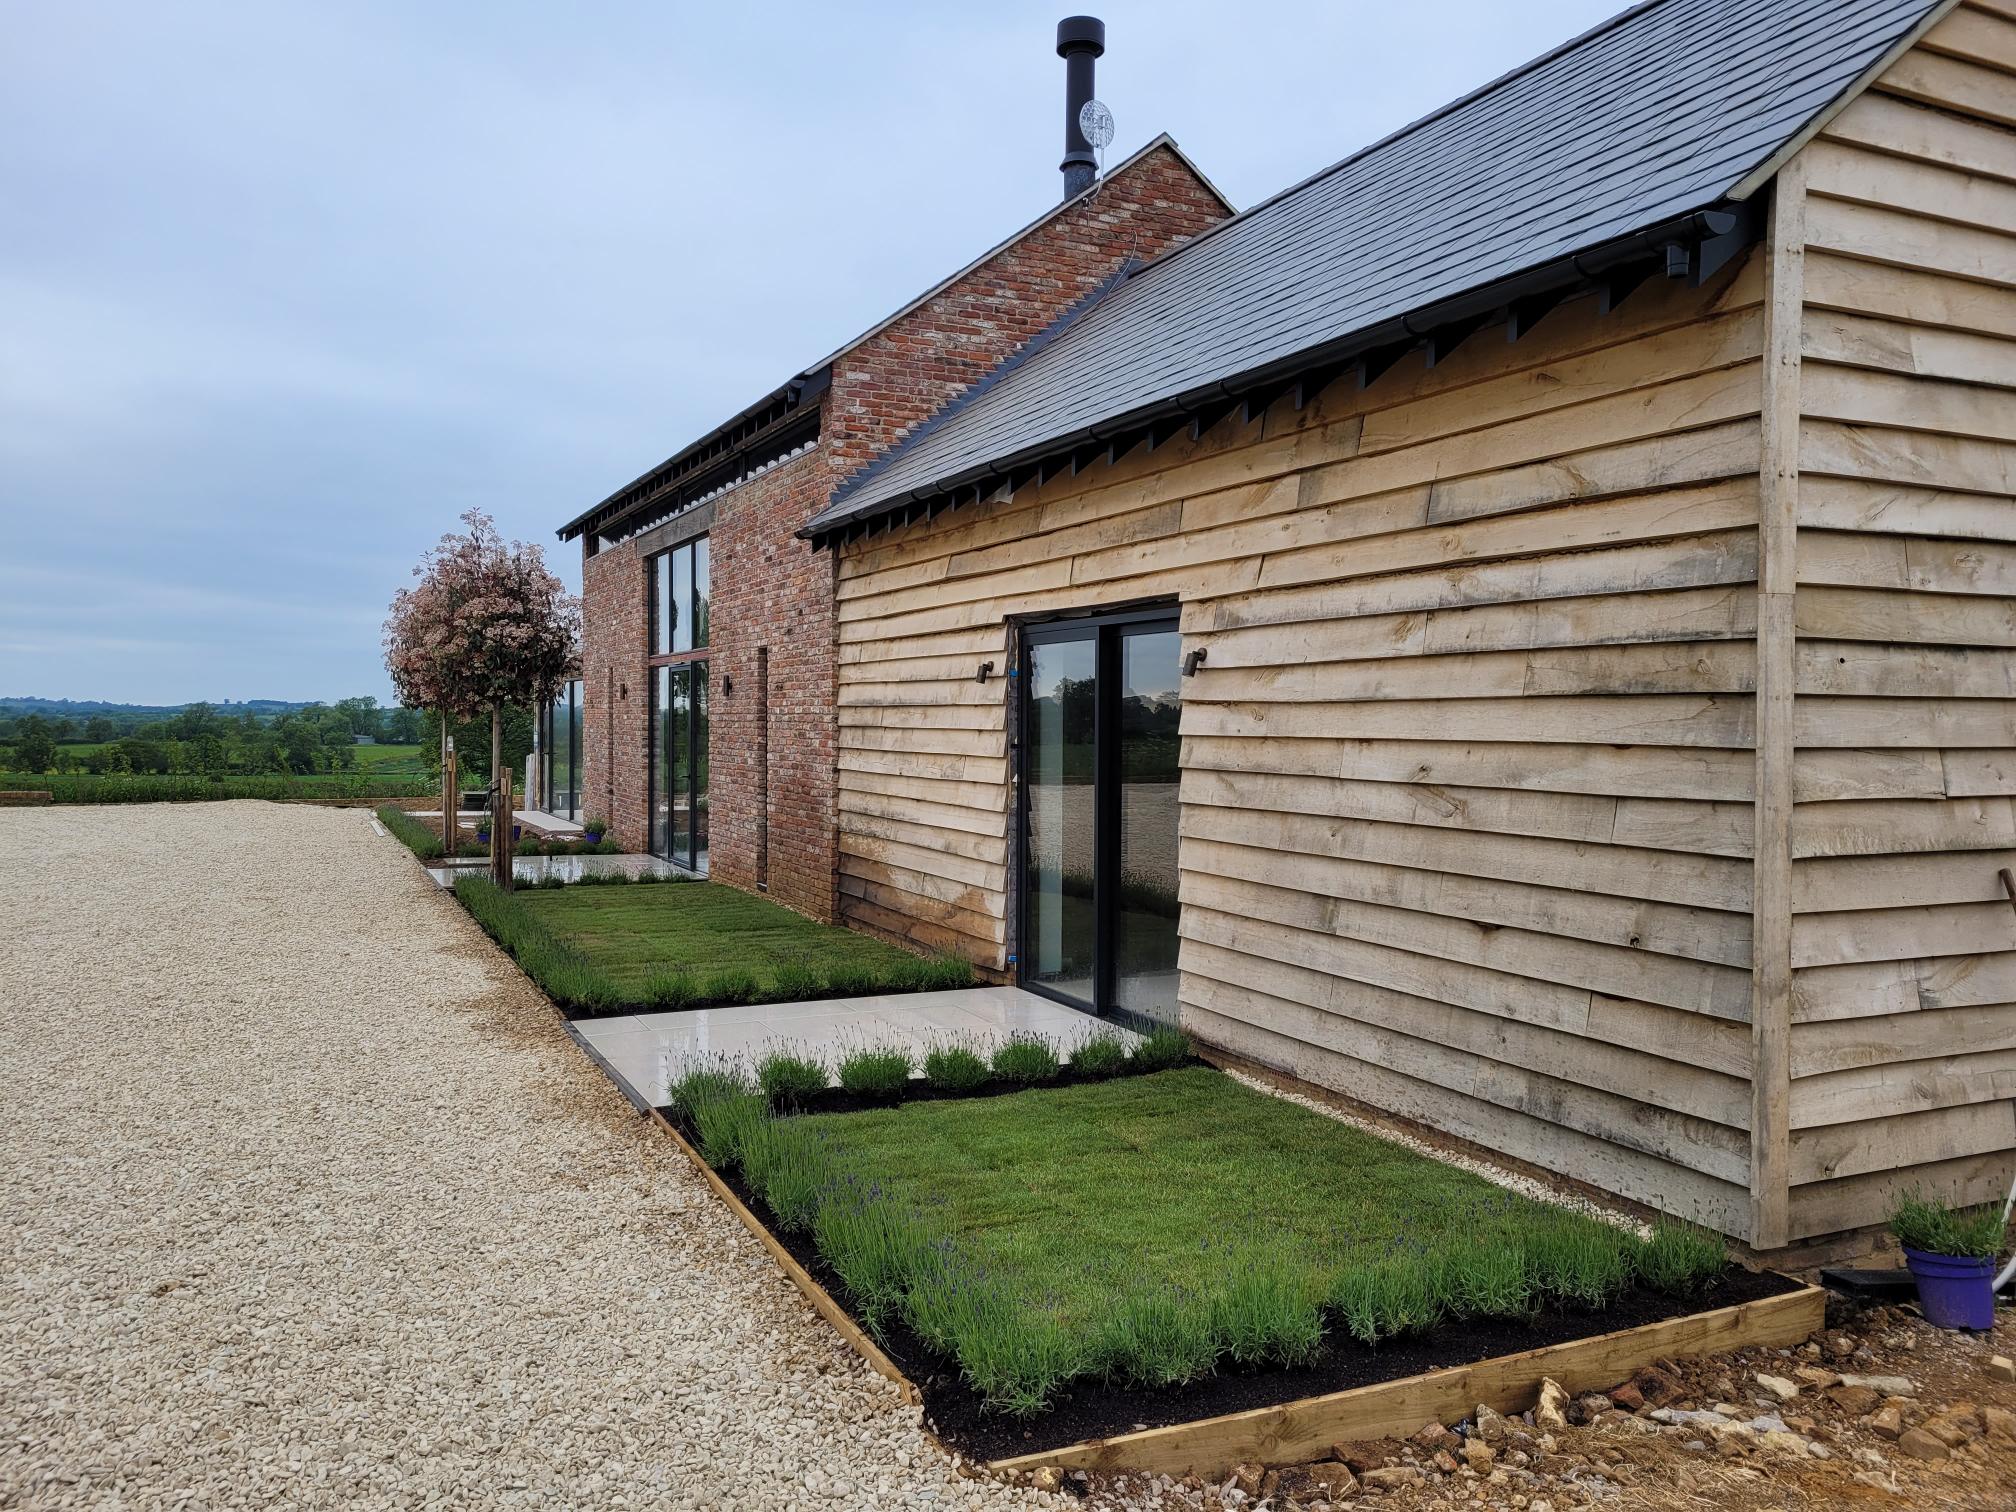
1056, 15, 1105, 200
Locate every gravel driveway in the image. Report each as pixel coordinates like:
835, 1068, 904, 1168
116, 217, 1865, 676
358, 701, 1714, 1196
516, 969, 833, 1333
0, 802, 1081, 1510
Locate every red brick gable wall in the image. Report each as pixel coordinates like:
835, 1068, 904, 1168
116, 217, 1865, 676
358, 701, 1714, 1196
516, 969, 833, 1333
578, 141, 1228, 927
823, 145, 1228, 485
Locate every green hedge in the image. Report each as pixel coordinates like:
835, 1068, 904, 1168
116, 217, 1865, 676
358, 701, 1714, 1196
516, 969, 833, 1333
0, 771, 436, 804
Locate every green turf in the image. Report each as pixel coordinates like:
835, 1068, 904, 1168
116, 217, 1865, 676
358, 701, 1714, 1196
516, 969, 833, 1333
516, 881, 934, 994
795, 1066, 1570, 1329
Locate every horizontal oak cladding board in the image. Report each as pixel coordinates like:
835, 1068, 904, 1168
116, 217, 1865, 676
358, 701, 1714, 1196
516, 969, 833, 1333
1790, 1099, 2016, 1184
1189, 529, 1757, 639
1805, 193, 2016, 288
1789, 1149, 2016, 1240
1179, 799, 1753, 913
1921, 3, 2016, 74
1823, 86, 2016, 185
1803, 362, 2016, 447
1790, 1001, 2016, 1078
1177, 761, 1744, 853
1196, 585, 1756, 671
1183, 867, 1752, 1024
1794, 951, 2016, 1023
1796, 585, 2016, 644
1794, 900, 2016, 969
1178, 979, 1750, 1186
1794, 847, 2016, 912
1181, 694, 1757, 749
1799, 529, 2016, 596
1791, 697, 2016, 749
989, 1284, 1824, 1479
1181, 834, 1751, 968
840, 894, 1002, 966
1801, 138, 2016, 240
1789, 1047, 2016, 1129
1793, 795, 2016, 857
1884, 34, 2016, 130
1802, 309, 2016, 390
1181, 640, 1758, 704
838, 793, 1007, 846
1802, 248, 2016, 340
1179, 915, 1754, 1130
1180, 733, 1757, 803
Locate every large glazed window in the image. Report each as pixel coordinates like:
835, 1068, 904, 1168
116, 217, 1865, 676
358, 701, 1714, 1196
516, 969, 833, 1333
651, 538, 710, 656
647, 537, 709, 872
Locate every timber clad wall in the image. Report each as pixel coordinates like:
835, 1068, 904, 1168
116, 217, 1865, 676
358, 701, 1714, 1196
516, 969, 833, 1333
836, 257, 1774, 1237
1781, 4, 2016, 1239
832, 2, 2016, 1246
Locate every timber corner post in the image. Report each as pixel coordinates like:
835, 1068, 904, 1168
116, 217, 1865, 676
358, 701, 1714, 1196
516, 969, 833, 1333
1750, 158, 1806, 1252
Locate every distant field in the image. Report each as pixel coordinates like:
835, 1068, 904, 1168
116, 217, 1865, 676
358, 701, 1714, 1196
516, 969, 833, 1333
350, 743, 429, 773
0, 772, 435, 804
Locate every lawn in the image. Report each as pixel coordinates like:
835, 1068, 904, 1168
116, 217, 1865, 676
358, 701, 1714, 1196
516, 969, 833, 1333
519, 881, 936, 993
455, 875, 973, 1011
685, 1065, 1726, 1415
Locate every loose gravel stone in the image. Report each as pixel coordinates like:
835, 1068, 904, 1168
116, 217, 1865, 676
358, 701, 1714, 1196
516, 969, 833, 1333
0, 803, 1098, 1510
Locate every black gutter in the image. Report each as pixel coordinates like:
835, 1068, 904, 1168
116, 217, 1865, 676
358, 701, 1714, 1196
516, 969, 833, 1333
802, 203, 1749, 547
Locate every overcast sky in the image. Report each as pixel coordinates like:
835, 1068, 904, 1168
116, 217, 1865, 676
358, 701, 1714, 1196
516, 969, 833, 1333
2, 0, 1620, 706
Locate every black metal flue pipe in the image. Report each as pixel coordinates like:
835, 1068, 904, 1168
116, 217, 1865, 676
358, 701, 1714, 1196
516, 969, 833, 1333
1057, 16, 1105, 199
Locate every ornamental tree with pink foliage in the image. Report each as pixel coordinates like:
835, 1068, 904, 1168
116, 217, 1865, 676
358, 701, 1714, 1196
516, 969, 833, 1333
384, 510, 579, 884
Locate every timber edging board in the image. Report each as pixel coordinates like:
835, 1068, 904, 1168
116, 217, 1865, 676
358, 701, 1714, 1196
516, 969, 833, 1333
987, 1282, 1826, 1478
646, 1108, 922, 1405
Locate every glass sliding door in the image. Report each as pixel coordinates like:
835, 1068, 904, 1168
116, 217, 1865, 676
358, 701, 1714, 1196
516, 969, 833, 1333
539, 678, 582, 821
1018, 610, 1181, 1024
1114, 630, 1181, 1021
1023, 633, 1098, 1006
649, 662, 709, 874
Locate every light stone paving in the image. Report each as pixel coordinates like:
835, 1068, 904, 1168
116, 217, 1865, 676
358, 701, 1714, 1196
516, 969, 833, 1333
0, 801, 1151, 1511
577, 986, 1137, 1107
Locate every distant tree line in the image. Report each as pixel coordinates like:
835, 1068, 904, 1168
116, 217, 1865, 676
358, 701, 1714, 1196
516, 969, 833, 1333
0, 696, 431, 777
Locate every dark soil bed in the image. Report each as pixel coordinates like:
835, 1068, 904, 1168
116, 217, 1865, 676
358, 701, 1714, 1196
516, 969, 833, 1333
682, 1117, 1800, 1463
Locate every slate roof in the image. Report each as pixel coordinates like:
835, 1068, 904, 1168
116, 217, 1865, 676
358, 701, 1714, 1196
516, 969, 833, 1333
805, 0, 1951, 541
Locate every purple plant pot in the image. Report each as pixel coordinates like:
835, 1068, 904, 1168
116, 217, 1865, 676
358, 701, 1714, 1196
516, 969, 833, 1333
1903, 1245, 1996, 1330
584, 831, 604, 846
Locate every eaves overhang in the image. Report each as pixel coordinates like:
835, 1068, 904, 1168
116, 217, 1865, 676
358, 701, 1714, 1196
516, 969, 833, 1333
800, 201, 1759, 549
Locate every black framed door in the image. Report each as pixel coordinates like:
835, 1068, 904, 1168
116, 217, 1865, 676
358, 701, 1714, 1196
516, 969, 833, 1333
1017, 608, 1181, 1025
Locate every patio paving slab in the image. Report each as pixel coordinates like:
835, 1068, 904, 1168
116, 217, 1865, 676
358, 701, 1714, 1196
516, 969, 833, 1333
421, 851, 683, 887
575, 985, 1137, 1105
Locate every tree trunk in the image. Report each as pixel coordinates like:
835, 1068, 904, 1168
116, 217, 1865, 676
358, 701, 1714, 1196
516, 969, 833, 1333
490, 705, 511, 889
440, 716, 457, 855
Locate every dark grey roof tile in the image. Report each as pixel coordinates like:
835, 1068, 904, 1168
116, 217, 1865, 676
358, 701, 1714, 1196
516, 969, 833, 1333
808, 0, 1946, 538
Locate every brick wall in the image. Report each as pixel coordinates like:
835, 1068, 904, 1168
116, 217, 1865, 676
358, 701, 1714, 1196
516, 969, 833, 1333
824, 146, 1230, 485
579, 543, 648, 849
576, 142, 1229, 927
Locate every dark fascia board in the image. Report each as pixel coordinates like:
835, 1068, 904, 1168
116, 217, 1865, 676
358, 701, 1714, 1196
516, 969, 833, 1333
800, 203, 1752, 547
558, 367, 831, 544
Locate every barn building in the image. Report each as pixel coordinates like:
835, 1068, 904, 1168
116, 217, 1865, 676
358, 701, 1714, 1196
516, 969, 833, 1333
797, 0, 2016, 1251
